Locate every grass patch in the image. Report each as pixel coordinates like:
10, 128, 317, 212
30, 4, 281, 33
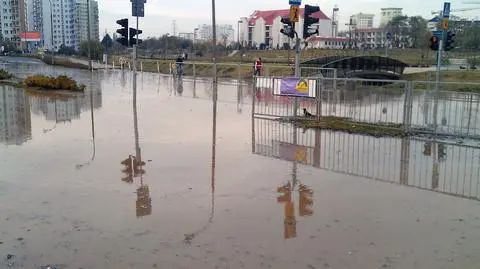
0, 69, 13, 80
282, 116, 406, 137
403, 70, 480, 83
24, 75, 85, 92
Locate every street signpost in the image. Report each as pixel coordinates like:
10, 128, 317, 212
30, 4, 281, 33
131, 0, 146, 17
443, 2, 451, 18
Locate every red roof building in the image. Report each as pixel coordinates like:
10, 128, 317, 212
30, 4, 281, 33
239, 8, 334, 49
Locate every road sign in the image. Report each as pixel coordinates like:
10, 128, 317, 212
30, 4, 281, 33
289, 0, 301, 5
289, 5, 299, 22
131, 0, 146, 17
432, 30, 443, 39
443, 2, 451, 18
386, 32, 392, 40
441, 19, 449, 30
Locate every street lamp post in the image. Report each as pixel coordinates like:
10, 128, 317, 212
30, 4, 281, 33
47, 0, 54, 65
163, 33, 170, 60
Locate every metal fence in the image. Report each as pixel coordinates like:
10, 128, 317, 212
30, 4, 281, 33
253, 118, 480, 201
252, 76, 480, 139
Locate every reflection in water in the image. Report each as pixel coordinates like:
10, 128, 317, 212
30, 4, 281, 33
237, 83, 243, 114
253, 117, 480, 201
174, 78, 184, 96
183, 74, 217, 245
76, 78, 96, 169
119, 71, 151, 218
0, 86, 32, 145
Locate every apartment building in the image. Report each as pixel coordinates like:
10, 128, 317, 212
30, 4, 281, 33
26, 0, 99, 51
239, 8, 332, 49
75, 0, 99, 45
0, 0, 27, 49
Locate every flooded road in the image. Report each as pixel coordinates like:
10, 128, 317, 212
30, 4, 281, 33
1, 58, 480, 269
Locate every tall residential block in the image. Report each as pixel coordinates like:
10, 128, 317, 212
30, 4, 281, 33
0, 0, 28, 49
75, 0, 99, 45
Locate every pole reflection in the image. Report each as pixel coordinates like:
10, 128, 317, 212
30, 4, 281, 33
183, 74, 217, 245
76, 72, 96, 169
119, 70, 151, 218
253, 117, 480, 202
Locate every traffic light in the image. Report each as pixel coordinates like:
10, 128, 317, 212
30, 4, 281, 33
438, 143, 447, 162
129, 27, 143, 47
429, 36, 439, 51
280, 17, 295, 39
444, 31, 455, 51
303, 5, 320, 39
423, 142, 432, 156
298, 184, 313, 217
277, 182, 292, 203
121, 155, 146, 183
121, 155, 134, 183
116, 18, 129, 47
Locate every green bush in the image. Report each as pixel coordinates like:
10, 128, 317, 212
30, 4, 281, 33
24, 75, 85, 91
0, 69, 13, 80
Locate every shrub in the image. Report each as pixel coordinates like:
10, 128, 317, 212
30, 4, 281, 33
0, 69, 13, 80
24, 75, 85, 91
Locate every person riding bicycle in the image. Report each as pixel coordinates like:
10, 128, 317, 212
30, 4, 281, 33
175, 55, 184, 77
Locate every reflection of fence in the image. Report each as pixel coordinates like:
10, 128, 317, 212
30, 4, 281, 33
252, 77, 480, 139
253, 118, 480, 201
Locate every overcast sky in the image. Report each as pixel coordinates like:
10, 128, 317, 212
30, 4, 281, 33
97, 0, 480, 38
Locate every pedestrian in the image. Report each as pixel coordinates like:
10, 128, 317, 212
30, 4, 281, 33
253, 57, 263, 76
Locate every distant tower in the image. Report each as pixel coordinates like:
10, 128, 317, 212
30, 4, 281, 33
332, 5, 339, 37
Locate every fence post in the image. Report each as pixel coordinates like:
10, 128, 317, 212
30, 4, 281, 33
157, 61, 160, 73
316, 77, 322, 121
128, 62, 131, 70
403, 81, 413, 133
193, 62, 196, 77
140, 61, 143, 72
113, 61, 115, 69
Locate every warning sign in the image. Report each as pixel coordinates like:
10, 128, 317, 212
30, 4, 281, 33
295, 79, 308, 93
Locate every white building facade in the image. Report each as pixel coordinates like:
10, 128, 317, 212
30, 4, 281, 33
196, 24, 235, 44
239, 8, 332, 49
350, 13, 374, 29
380, 8, 403, 27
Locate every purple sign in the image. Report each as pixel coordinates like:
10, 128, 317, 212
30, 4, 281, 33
279, 78, 309, 97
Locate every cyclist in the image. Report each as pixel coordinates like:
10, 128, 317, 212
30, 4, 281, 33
175, 55, 184, 77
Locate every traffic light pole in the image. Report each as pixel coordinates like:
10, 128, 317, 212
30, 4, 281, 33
433, 38, 443, 133
293, 22, 301, 117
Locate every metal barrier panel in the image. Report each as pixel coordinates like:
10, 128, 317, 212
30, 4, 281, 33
319, 78, 409, 127
300, 67, 337, 78
410, 81, 480, 138
253, 76, 318, 118
253, 118, 480, 201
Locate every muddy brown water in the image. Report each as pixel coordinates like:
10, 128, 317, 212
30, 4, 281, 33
0, 58, 479, 269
